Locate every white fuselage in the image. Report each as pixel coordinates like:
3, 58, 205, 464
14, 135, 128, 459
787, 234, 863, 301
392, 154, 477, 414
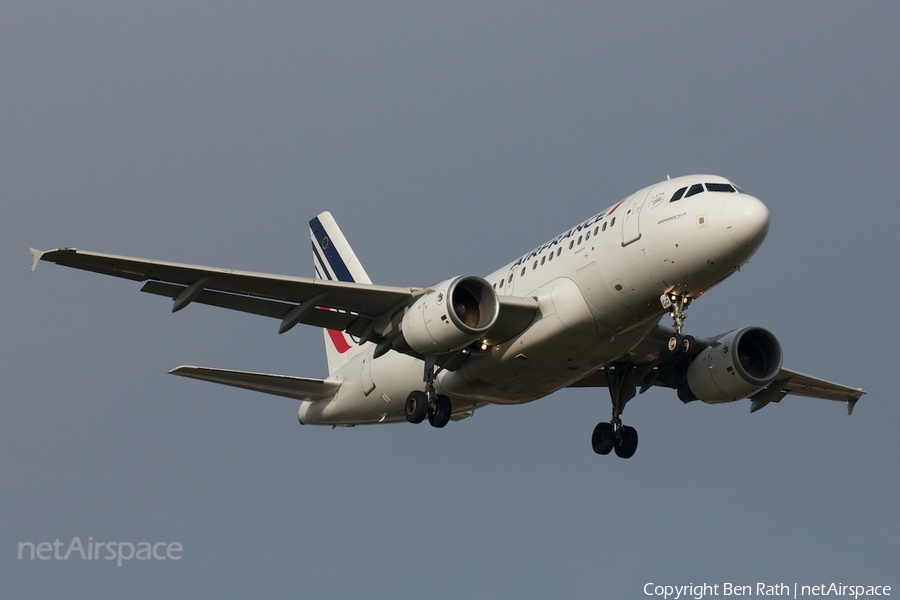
298, 174, 770, 425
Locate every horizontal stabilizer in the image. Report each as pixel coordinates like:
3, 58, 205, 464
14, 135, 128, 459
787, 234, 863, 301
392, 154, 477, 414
170, 366, 340, 401
29, 247, 47, 272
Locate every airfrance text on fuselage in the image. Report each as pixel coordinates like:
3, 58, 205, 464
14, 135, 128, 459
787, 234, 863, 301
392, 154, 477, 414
510, 204, 617, 269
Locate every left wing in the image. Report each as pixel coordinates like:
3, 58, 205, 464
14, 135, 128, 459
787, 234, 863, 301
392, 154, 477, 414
569, 365, 865, 414
750, 368, 866, 414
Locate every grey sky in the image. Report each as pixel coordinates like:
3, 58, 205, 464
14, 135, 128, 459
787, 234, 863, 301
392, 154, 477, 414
3, 3, 898, 598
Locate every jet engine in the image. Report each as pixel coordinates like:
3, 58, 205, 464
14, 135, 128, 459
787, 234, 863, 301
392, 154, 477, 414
682, 327, 783, 403
396, 276, 499, 355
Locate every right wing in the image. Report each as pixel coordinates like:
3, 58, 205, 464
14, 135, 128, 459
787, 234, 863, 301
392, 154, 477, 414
30, 247, 537, 357
31, 247, 416, 339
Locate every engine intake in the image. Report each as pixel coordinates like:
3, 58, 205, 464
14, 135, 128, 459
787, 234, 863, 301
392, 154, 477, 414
684, 327, 783, 403
397, 276, 499, 355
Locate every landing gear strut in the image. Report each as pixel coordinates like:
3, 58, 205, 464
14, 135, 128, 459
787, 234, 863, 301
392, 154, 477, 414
591, 362, 639, 459
404, 357, 452, 428
661, 292, 692, 335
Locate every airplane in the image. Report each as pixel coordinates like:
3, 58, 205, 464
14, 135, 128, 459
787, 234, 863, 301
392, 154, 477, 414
29, 174, 865, 458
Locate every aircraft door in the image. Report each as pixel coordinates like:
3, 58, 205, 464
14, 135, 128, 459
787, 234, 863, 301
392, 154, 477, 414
621, 186, 654, 246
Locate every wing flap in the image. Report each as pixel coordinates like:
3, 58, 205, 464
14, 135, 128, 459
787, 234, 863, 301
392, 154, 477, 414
140, 281, 369, 333
170, 366, 341, 401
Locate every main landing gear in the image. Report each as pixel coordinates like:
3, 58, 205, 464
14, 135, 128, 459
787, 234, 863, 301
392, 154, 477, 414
404, 357, 452, 428
592, 293, 697, 458
592, 362, 639, 459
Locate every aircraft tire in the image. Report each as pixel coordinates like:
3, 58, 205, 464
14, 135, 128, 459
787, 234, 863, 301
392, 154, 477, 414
681, 335, 695, 354
428, 394, 452, 428
666, 334, 682, 356
405, 391, 428, 424
591, 422, 615, 455
614, 426, 638, 459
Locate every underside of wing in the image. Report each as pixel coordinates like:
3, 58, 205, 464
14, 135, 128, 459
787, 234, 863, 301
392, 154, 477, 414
170, 366, 341, 401
30, 247, 540, 369
32, 247, 417, 339
566, 364, 865, 415
754, 368, 866, 414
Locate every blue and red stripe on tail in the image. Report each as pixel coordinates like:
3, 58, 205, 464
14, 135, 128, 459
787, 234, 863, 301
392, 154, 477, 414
309, 212, 374, 373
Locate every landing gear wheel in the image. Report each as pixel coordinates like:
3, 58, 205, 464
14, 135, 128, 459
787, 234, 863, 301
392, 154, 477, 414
681, 335, 694, 354
591, 422, 615, 455
614, 426, 638, 459
404, 391, 428, 424
666, 334, 682, 356
428, 394, 452, 428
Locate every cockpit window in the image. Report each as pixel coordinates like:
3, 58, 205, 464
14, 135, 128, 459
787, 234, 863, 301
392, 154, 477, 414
685, 183, 705, 198
706, 182, 736, 193
670, 187, 687, 202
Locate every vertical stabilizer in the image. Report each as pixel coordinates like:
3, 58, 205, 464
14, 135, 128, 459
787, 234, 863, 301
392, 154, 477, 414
309, 212, 373, 374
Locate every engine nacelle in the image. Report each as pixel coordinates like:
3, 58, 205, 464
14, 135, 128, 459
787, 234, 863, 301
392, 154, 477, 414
684, 327, 783, 403
398, 276, 499, 355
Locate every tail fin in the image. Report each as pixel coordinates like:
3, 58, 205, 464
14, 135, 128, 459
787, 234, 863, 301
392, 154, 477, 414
309, 211, 373, 374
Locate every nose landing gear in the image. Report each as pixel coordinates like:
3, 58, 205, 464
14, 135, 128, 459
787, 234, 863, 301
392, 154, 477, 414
661, 292, 692, 335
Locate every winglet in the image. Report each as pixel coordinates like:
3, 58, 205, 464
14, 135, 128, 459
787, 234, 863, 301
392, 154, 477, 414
847, 397, 859, 416
28, 248, 45, 272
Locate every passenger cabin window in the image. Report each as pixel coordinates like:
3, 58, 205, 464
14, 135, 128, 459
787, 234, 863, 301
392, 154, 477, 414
685, 183, 705, 198
706, 182, 736, 193
602, 222, 607, 232
670, 187, 687, 202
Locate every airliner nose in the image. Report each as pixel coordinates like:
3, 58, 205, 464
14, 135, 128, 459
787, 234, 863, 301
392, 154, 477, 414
723, 194, 769, 247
